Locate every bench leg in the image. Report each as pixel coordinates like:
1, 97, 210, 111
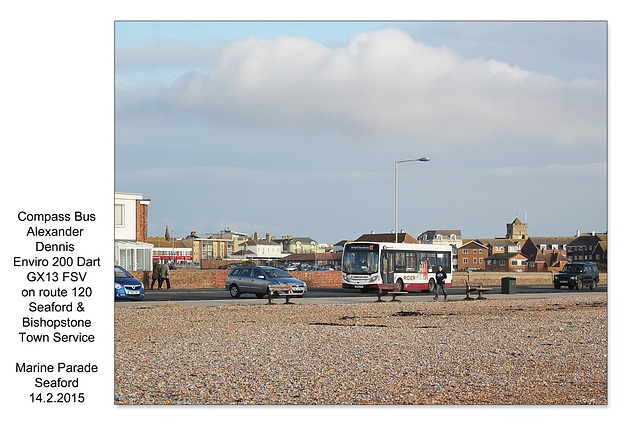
284, 294, 293, 304
376, 293, 384, 302
463, 291, 474, 301
476, 291, 487, 300
267, 292, 275, 304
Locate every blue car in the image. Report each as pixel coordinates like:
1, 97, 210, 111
115, 265, 145, 300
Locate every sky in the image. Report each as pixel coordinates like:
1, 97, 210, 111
115, 21, 607, 244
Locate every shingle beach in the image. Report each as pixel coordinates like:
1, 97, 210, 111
115, 293, 607, 405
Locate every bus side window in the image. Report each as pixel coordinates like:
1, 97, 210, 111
394, 252, 406, 272
427, 252, 437, 272
406, 252, 416, 272
417, 252, 428, 273
437, 252, 451, 272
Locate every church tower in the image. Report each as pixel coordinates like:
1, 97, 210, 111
507, 217, 528, 239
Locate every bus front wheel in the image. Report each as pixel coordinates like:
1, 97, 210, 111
396, 279, 404, 292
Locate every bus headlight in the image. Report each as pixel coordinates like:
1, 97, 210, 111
369, 274, 379, 283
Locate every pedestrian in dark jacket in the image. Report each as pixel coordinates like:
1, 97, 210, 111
150, 261, 161, 289
434, 265, 447, 301
159, 261, 171, 290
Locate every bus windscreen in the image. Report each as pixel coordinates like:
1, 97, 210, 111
342, 244, 379, 274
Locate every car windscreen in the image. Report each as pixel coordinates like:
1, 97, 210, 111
562, 264, 584, 273
114, 266, 133, 278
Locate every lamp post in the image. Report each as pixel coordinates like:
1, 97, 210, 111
395, 157, 430, 243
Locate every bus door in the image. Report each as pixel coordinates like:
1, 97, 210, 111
381, 252, 394, 284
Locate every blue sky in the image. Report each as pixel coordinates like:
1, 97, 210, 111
115, 21, 607, 244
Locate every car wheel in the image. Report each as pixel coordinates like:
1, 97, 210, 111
428, 278, 436, 293
554, 282, 561, 290
576, 279, 583, 290
229, 284, 241, 298
255, 293, 266, 299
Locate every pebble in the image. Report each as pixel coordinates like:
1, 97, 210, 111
114, 294, 607, 404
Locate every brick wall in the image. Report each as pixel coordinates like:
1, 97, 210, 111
451, 271, 607, 287
135, 201, 148, 243
289, 271, 342, 288
131, 270, 607, 289
201, 259, 238, 269
131, 269, 342, 289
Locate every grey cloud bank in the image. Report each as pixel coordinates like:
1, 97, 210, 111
119, 29, 604, 149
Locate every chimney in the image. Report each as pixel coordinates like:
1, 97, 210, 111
371, 230, 375, 234
576, 229, 580, 237
253, 232, 259, 241
266, 233, 271, 241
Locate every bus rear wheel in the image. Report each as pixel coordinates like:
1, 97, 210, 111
428, 278, 436, 293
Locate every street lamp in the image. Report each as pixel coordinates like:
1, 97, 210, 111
395, 157, 430, 243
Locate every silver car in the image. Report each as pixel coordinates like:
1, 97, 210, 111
225, 266, 307, 298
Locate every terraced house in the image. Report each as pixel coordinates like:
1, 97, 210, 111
457, 240, 489, 271
485, 252, 529, 272
236, 232, 285, 262
275, 235, 322, 254
566, 232, 607, 265
520, 236, 572, 272
454, 219, 606, 273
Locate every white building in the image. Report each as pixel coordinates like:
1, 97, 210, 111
148, 237, 193, 266
417, 230, 463, 248
114, 192, 153, 271
234, 233, 286, 262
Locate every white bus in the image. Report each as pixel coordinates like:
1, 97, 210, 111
341, 241, 452, 292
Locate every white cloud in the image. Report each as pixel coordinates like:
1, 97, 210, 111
119, 29, 605, 149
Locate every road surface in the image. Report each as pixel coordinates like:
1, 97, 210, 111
116, 284, 607, 307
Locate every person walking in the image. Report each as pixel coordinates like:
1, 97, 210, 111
159, 260, 171, 290
434, 265, 447, 301
150, 260, 161, 289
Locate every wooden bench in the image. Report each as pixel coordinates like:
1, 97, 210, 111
376, 283, 408, 302
267, 284, 295, 304
464, 280, 493, 300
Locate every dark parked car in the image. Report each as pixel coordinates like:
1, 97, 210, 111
114, 265, 145, 300
553, 262, 599, 290
225, 266, 307, 298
